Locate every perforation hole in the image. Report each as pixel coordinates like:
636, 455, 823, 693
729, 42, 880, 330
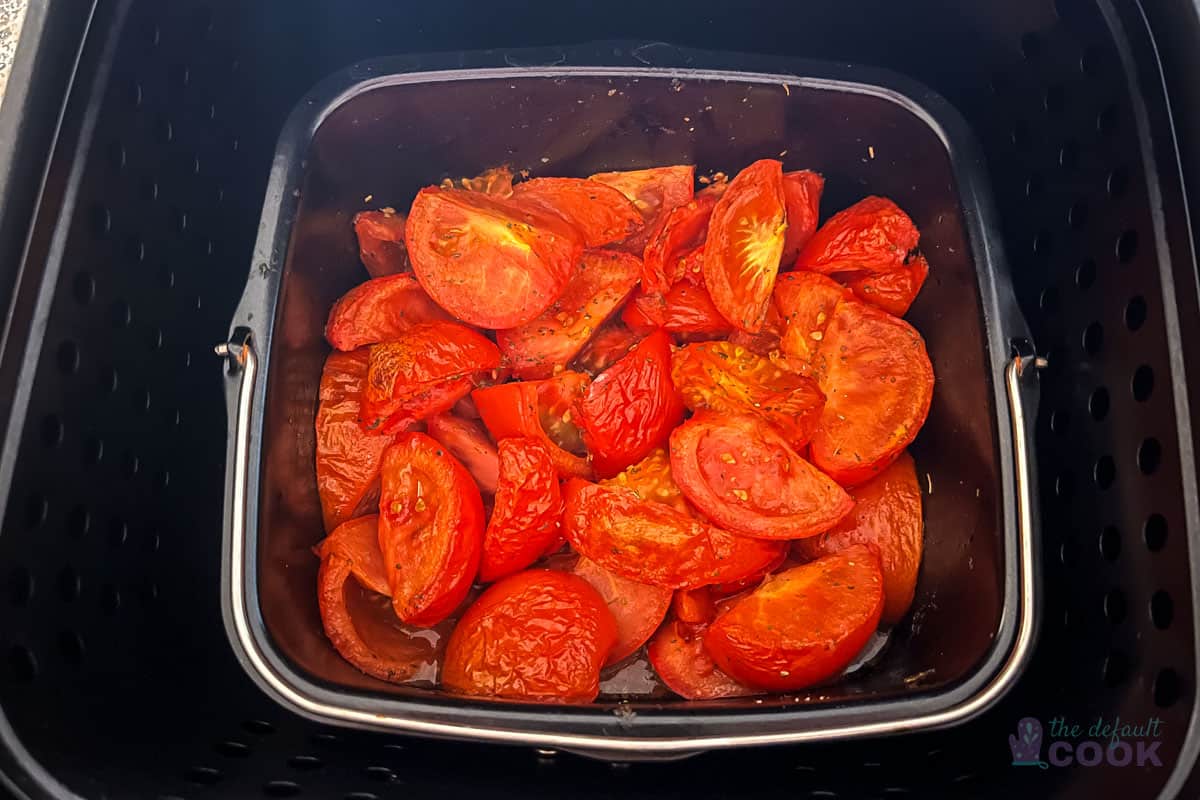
1138, 438, 1162, 475
1089, 386, 1110, 420
1050, 408, 1070, 434
1151, 591, 1174, 629
1068, 202, 1089, 230
1074, 258, 1095, 288
1093, 455, 1115, 489
1125, 296, 1147, 330
67, 505, 89, 538
25, 494, 47, 529
344, 794, 379, 800
1058, 538, 1077, 567
1080, 44, 1111, 76
1154, 668, 1181, 708
100, 365, 119, 393
263, 781, 301, 798
1097, 104, 1118, 136
1020, 32, 1042, 59
1033, 230, 1054, 257
1100, 526, 1121, 561
1039, 286, 1059, 312
216, 740, 251, 758
84, 436, 104, 466
90, 204, 111, 238
1058, 140, 1079, 170
7, 566, 33, 606
187, 767, 223, 786
72, 272, 95, 304
40, 415, 64, 447
149, 327, 164, 351
7, 645, 37, 682
135, 388, 152, 414
57, 567, 81, 602
1025, 172, 1044, 197
288, 755, 323, 771
243, 720, 276, 736
100, 585, 121, 615
1054, 470, 1074, 499
1116, 230, 1138, 262
1103, 588, 1126, 624
121, 451, 140, 478
1011, 121, 1031, 149
1107, 167, 1129, 197
108, 517, 128, 548
1103, 651, 1129, 687
1082, 322, 1103, 355
364, 766, 395, 782
1144, 513, 1168, 551
57, 340, 80, 374
110, 300, 132, 329
58, 630, 85, 666
1043, 85, 1065, 113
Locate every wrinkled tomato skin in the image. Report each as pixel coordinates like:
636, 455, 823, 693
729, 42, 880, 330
442, 569, 617, 702
704, 545, 884, 691
512, 178, 644, 247
622, 283, 734, 338
794, 451, 923, 623
642, 191, 721, 292
478, 438, 565, 582
446, 165, 515, 197
589, 165, 695, 253
377, 433, 484, 626
325, 273, 454, 351
779, 170, 824, 266
316, 350, 393, 532
775, 271, 852, 368
472, 374, 593, 479
572, 322, 642, 375
354, 210, 410, 277
407, 186, 583, 328
577, 329, 685, 478
497, 250, 641, 379
316, 515, 391, 596
794, 196, 919, 276
562, 479, 786, 589
424, 414, 500, 494
647, 617, 758, 700
845, 253, 929, 317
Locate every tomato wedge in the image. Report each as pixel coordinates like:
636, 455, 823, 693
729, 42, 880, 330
572, 322, 641, 375
377, 433, 484, 626
512, 178, 644, 247
325, 272, 453, 351
670, 413, 854, 539
316, 350, 393, 532
793, 451, 923, 623
443, 165, 515, 197
779, 170, 824, 266
577, 329, 684, 478
472, 372, 593, 478
589, 165, 695, 252
362, 321, 501, 431
809, 300, 933, 486
702, 159, 788, 333
316, 515, 390, 596
775, 271, 852, 368
704, 545, 884, 691
600, 447, 690, 515
794, 196, 919, 275
496, 249, 641, 379
407, 186, 583, 328
641, 190, 721, 292
562, 479, 786, 589
844, 253, 929, 317
442, 569, 617, 702
425, 414, 500, 494
478, 438, 565, 582
622, 282, 734, 338
354, 210, 410, 277
647, 617, 758, 700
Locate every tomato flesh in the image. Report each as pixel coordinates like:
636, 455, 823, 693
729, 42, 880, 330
424, 414, 500, 495
354, 210, 410, 277
622, 282, 734, 338
478, 438, 565, 582
844, 253, 929, 317
647, 617, 758, 700
589, 165, 695, 253
472, 373, 593, 478
512, 178, 644, 247
794, 196, 919, 275
600, 447, 691, 515
325, 272, 453, 351
775, 271, 852, 369
641, 191, 721, 292
316, 515, 390, 596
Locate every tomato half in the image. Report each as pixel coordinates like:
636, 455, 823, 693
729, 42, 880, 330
779, 170, 825, 266
325, 272, 453, 351
407, 186, 583, 328
809, 300, 933, 486
316, 350, 393, 532
641, 190, 721, 292
377, 433, 484, 626
775, 271, 852, 369
794, 451, 923, 623
577, 329, 684, 478
478, 438, 565, 582
512, 178, 644, 247
704, 545, 884, 691
622, 282, 734, 338
354, 210, 410, 277
589, 165, 695, 253
794, 196, 919, 275
670, 413, 853, 540
600, 447, 690, 515
496, 249, 641, 379
702, 159, 788, 333
670, 341, 825, 447
315, 514, 390, 596
472, 373, 593, 478
647, 617, 758, 700
424, 414, 500, 494
562, 479, 786, 589
442, 569, 617, 702
844, 253, 929, 317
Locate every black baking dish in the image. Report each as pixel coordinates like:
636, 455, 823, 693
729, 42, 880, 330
218, 43, 1041, 757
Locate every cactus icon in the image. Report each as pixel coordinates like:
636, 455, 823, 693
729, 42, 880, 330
1009, 717, 1050, 768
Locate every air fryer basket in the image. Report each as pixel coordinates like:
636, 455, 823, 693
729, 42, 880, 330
0, 0, 1197, 796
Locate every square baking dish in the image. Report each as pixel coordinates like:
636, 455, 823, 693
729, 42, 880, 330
218, 43, 1042, 758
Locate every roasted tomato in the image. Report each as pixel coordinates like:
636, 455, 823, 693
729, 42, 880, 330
377, 433, 484, 626
704, 545, 884, 691
641, 189, 721, 292
406, 186, 583, 328
362, 322, 502, 431
809, 300, 933, 486
478, 438, 565, 582
354, 210, 410, 277
424, 414, 500, 494
774, 271, 852, 368
672, 587, 717, 627
647, 617, 757, 700
497, 250, 641, 379
600, 448, 690, 515
794, 451, 923, 623
622, 282, 735, 338
442, 569, 617, 702
325, 272, 453, 351
316, 350, 393, 532
670, 341, 825, 447
472, 372, 593, 478
442, 165, 515, 197
572, 322, 641, 375
589, 165, 695, 252
562, 479, 786, 589
707, 547, 789, 596
577, 329, 684, 477
779, 170, 824, 266
511, 178, 644, 247
670, 413, 853, 540
702, 159, 788, 333
844, 253, 929, 317
725, 299, 785, 357
316, 514, 391, 596
794, 196, 919, 276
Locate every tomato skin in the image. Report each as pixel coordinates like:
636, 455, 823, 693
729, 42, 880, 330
512, 178, 644, 247
647, 617, 758, 700
444, 165, 515, 197
600, 447, 690, 515
670, 413, 854, 540
442, 569, 617, 702
779, 170, 825, 266
325, 273, 453, 351
704, 545, 884, 691
354, 210, 410, 277
377, 433, 484, 626
562, 478, 786, 589
424, 414, 500, 494
572, 322, 642, 376
641, 191, 721, 292
844, 253, 929, 317
316, 515, 391, 596
497, 250, 641, 379
316, 350, 393, 532
589, 165, 695, 253
472, 374, 594, 479
794, 196, 919, 276
577, 329, 685, 478
703, 159, 788, 333
479, 438, 565, 582
809, 300, 934, 486
794, 451, 923, 623
407, 186, 583, 328
672, 587, 717, 627
775, 271, 852, 369
622, 282, 734, 338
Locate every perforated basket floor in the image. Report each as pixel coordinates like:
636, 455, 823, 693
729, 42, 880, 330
0, 0, 1197, 798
